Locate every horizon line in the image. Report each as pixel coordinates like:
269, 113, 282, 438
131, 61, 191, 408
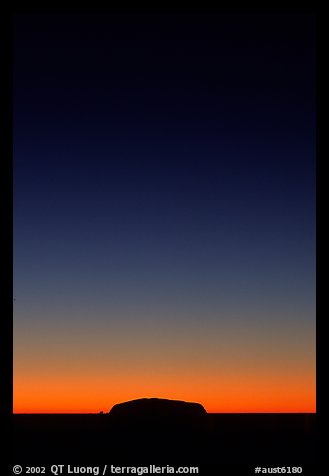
13, 411, 317, 415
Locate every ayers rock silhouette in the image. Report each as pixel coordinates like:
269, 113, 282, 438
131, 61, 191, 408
109, 397, 207, 429
106, 398, 208, 462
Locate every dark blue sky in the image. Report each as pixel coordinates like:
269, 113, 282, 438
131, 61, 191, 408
13, 13, 316, 412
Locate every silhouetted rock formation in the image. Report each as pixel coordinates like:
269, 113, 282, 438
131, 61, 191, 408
106, 398, 208, 461
109, 397, 207, 430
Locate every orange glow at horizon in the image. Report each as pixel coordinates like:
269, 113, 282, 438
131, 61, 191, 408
14, 364, 316, 414
14, 320, 316, 414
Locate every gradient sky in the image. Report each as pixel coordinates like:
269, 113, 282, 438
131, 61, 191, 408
13, 13, 316, 413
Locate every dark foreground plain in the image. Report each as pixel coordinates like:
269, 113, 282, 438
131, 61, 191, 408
12, 413, 315, 465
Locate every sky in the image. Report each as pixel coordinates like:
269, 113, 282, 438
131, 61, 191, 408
13, 13, 316, 413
